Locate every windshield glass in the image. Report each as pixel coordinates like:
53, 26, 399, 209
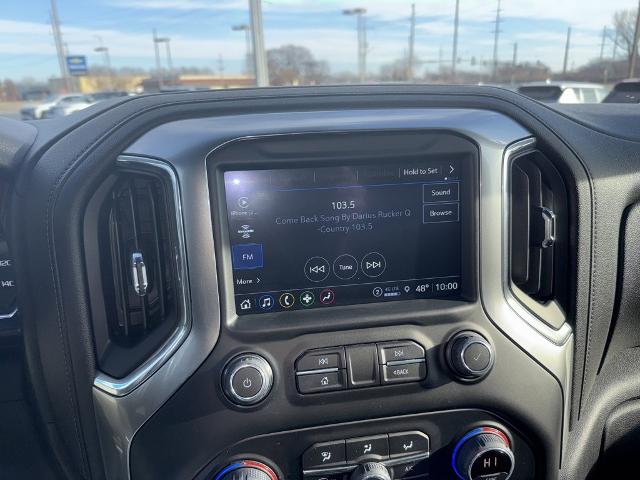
2, 0, 640, 120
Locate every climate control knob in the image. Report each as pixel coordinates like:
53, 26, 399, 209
214, 460, 278, 480
446, 331, 494, 380
350, 462, 391, 480
452, 427, 514, 480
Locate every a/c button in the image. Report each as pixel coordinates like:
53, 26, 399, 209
231, 366, 264, 398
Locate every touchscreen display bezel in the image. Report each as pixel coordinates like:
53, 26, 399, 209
209, 130, 478, 326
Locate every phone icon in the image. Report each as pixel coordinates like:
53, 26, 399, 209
279, 292, 295, 308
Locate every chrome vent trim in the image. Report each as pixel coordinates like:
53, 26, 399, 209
93, 156, 191, 397
501, 138, 572, 345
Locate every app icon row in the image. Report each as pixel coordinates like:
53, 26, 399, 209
238, 288, 336, 312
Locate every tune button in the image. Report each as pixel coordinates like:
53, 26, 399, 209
333, 254, 359, 279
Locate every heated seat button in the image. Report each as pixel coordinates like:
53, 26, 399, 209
296, 348, 344, 372
377, 342, 425, 364
388, 432, 430, 457
346, 344, 379, 388
381, 362, 426, 384
297, 371, 346, 394
302, 440, 346, 469
346, 435, 389, 463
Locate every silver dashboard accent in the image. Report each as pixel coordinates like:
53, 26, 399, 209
93, 158, 192, 397
91, 109, 573, 479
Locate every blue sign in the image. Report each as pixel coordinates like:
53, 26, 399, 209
66, 55, 88, 76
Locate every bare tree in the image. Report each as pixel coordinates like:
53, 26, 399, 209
608, 9, 639, 65
266, 45, 329, 86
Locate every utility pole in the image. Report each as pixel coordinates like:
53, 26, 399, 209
562, 26, 571, 75
451, 0, 460, 81
152, 29, 163, 88
613, 31, 619, 59
232, 24, 253, 75
344, 8, 367, 82
512, 42, 518, 66
50, 0, 71, 92
629, 0, 640, 78
491, 0, 503, 81
407, 3, 416, 82
249, 0, 269, 87
600, 26, 607, 60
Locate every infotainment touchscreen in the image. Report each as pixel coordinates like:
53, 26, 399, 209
223, 160, 469, 315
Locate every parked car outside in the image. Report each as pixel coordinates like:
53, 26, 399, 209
518, 81, 608, 104
603, 79, 640, 103
20, 93, 89, 120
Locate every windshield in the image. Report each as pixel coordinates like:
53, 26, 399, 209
2, 0, 640, 120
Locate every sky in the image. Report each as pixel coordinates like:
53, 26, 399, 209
1, 0, 639, 82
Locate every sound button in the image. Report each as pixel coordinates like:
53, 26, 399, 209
304, 256, 330, 282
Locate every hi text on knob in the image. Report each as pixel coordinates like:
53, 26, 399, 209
452, 427, 515, 480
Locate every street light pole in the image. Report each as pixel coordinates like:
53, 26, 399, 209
249, 0, 269, 87
94, 35, 113, 90
50, 0, 72, 92
562, 26, 571, 75
343, 7, 367, 83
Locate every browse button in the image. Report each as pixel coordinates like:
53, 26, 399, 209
423, 202, 459, 223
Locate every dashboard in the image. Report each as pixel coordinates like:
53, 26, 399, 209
5, 85, 640, 480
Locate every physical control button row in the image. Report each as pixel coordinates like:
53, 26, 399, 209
296, 341, 426, 394
302, 431, 430, 470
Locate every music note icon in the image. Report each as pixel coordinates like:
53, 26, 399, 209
258, 294, 274, 310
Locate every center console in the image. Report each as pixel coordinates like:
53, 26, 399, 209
90, 108, 573, 480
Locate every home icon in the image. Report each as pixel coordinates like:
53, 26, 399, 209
240, 299, 252, 310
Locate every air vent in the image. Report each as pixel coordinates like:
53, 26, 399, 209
510, 150, 568, 328
93, 169, 182, 379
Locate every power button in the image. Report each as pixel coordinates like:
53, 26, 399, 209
223, 354, 273, 406
231, 366, 263, 398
